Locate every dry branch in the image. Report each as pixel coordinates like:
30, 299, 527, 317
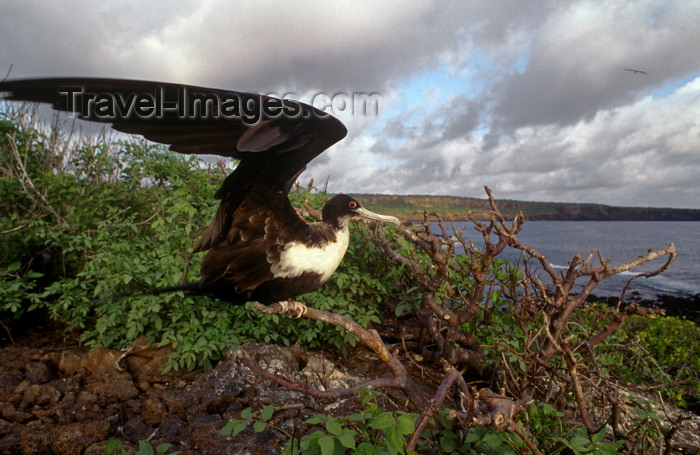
249, 185, 683, 451
252, 300, 427, 409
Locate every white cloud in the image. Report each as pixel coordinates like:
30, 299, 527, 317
1, 0, 699, 208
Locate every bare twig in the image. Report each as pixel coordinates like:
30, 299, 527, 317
6, 133, 65, 225
252, 300, 427, 410
244, 185, 683, 451
406, 363, 462, 451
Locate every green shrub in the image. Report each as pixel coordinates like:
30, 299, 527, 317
1, 110, 399, 369
570, 303, 699, 408
2, 108, 695, 453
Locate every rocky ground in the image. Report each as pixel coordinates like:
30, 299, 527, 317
0, 316, 411, 455
1, 312, 698, 454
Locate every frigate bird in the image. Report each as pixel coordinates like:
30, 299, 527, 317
625, 68, 647, 75
0, 78, 399, 306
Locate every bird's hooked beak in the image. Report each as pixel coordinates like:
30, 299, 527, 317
352, 207, 400, 226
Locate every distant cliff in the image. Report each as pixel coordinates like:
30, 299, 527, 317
352, 194, 700, 221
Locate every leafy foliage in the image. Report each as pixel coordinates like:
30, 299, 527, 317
217, 390, 634, 454
0, 108, 396, 369
105, 438, 181, 455
570, 303, 699, 408
221, 388, 417, 455
2, 106, 696, 453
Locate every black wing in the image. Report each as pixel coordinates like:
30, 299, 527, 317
0, 78, 348, 250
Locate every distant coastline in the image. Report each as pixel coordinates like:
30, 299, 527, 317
352, 194, 700, 222
589, 293, 700, 322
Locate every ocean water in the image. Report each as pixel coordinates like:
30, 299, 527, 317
439, 220, 700, 301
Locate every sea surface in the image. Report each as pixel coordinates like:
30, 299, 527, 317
439, 220, 699, 301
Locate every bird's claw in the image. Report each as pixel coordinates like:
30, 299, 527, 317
280, 299, 308, 318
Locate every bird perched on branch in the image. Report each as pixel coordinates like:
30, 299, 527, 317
0, 78, 399, 308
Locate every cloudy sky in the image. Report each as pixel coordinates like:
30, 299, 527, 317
2, 0, 699, 208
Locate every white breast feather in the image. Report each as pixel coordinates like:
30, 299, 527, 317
270, 228, 350, 283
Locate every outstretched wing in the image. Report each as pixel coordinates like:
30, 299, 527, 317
0, 78, 348, 250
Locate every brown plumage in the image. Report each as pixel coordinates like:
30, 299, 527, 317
1, 78, 399, 303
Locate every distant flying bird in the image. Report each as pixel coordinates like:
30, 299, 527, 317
625, 68, 647, 75
0, 78, 399, 307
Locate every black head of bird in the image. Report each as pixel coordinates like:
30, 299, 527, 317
322, 194, 398, 228
0, 77, 400, 305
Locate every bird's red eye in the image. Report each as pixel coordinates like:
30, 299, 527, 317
348, 201, 358, 209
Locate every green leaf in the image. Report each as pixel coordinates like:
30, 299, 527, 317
463, 430, 480, 443
348, 412, 370, 422
220, 419, 248, 437
136, 440, 155, 455
105, 440, 126, 455
317, 435, 335, 455
439, 435, 457, 452
305, 415, 325, 425
395, 414, 415, 434
368, 412, 394, 430
155, 443, 176, 454
570, 435, 590, 447
325, 418, 343, 436
260, 404, 274, 421
253, 420, 267, 433
387, 429, 405, 455
338, 429, 357, 449
592, 428, 607, 443
26, 270, 43, 279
